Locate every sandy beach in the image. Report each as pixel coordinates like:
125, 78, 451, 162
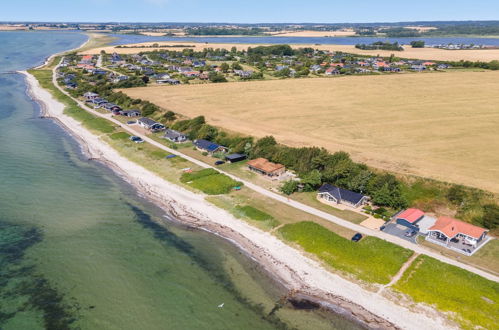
21, 70, 456, 330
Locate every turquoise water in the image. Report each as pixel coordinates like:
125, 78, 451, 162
0, 31, 363, 329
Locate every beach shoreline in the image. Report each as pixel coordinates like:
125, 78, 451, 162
20, 69, 456, 330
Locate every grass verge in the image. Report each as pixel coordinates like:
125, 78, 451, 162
393, 255, 499, 329
279, 221, 413, 284
181, 168, 243, 195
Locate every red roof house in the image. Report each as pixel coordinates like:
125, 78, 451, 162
428, 216, 487, 240
396, 208, 425, 224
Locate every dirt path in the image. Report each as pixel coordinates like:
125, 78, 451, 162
50, 59, 499, 284
378, 253, 420, 294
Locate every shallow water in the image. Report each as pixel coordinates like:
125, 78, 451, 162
0, 31, 363, 329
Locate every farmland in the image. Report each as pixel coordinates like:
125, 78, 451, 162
83, 41, 499, 61
122, 71, 499, 194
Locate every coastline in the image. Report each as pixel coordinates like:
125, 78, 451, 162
20, 70, 457, 330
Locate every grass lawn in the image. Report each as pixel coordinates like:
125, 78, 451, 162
290, 192, 368, 224
393, 255, 499, 329
181, 169, 242, 195
278, 221, 413, 284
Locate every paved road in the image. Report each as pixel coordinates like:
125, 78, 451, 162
52, 59, 499, 283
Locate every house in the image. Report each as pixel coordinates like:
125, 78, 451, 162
325, 67, 340, 75
84, 92, 99, 100
157, 79, 180, 85
225, 153, 246, 163
102, 103, 121, 112
396, 208, 425, 229
193, 139, 226, 154
121, 110, 141, 117
317, 183, 368, 208
247, 158, 285, 178
426, 216, 489, 254
112, 75, 129, 83
163, 129, 187, 143
137, 117, 165, 132
91, 98, 107, 106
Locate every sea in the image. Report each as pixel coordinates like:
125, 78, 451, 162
109, 33, 499, 47
0, 31, 363, 329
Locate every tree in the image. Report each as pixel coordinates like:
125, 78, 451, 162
208, 72, 227, 83
447, 185, 467, 205
163, 111, 177, 122
231, 62, 242, 70
481, 204, 499, 230
410, 40, 425, 48
280, 180, 299, 195
220, 62, 229, 73
141, 76, 150, 84
301, 170, 322, 191
196, 124, 218, 140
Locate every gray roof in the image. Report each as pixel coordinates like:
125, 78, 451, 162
318, 184, 366, 205
164, 129, 186, 139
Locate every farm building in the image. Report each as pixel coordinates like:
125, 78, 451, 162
247, 158, 285, 178
317, 183, 368, 208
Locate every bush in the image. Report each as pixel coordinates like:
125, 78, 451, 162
280, 180, 299, 195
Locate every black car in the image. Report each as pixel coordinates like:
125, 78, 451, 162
351, 233, 363, 242
129, 136, 144, 143
405, 230, 417, 237
214, 160, 225, 166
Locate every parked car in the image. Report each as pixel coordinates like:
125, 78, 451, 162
127, 120, 136, 125
130, 136, 144, 143
405, 230, 417, 238
214, 160, 225, 166
351, 233, 363, 242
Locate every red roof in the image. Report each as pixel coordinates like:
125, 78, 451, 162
82, 55, 93, 60
397, 208, 425, 223
428, 216, 487, 239
247, 158, 284, 174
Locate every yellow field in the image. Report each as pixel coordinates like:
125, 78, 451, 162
82, 41, 499, 61
122, 71, 499, 193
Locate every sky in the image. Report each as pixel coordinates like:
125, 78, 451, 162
1, 0, 499, 23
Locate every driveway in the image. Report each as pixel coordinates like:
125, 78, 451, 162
382, 223, 418, 244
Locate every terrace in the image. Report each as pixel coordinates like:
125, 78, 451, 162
426, 232, 491, 256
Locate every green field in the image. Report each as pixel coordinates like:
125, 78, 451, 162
394, 255, 499, 329
181, 168, 242, 195
278, 221, 413, 284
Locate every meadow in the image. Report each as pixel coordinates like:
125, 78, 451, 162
393, 255, 499, 329
123, 72, 499, 194
278, 221, 413, 284
180, 168, 242, 195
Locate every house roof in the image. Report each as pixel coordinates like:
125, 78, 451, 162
397, 208, 425, 224
247, 158, 284, 173
225, 153, 246, 161
428, 216, 487, 239
318, 183, 366, 205
164, 129, 186, 139
194, 139, 221, 152
138, 117, 158, 126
